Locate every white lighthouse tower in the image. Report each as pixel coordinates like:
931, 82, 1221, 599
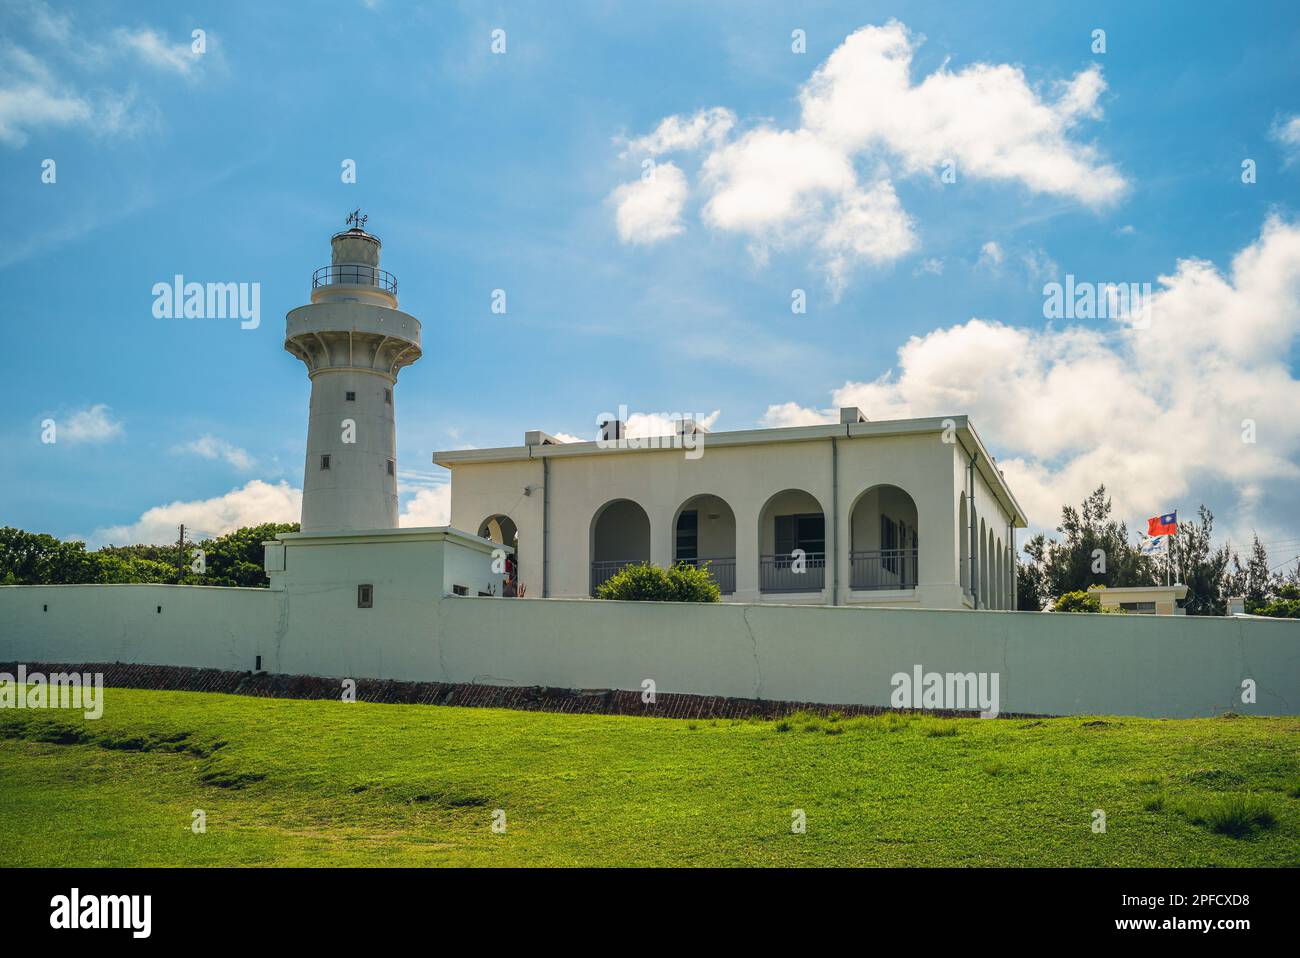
285, 211, 422, 532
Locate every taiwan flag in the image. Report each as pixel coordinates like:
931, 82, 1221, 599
1148, 512, 1178, 537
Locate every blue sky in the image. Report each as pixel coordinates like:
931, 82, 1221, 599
2, 0, 1299, 567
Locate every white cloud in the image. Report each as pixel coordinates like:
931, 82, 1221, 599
611, 20, 1123, 289
816, 181, 917, 292
701, 128, 856, 233
624, 409, 721, 437
552, 432, 586, 443
609, 161, 689, 244
92, 479, 301, 546
113, 28, 202, 76
798, 23, 1125, 204
915, 257, 944, 276
1021, 245, 1059, 284
0, 45, 91, 146
399, 484, 451, 527
699, 129, 916, 289
1271, 113, 1300, 165
764, 216, 1300, 544
760, 402, 836, 428
619, 107, 736, 158
173, 435, 255, 471
58, 403, 124, 443
0, 10, 209, 148
978, 241, 1005, 268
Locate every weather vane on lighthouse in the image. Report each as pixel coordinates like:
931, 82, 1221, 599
346, 208, 368, 231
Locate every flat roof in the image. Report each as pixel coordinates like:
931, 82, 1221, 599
1094, 584, 1189, 598
267, 526, 510, 555
432, 415, 1027, 527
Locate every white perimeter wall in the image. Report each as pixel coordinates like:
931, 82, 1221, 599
2, 584, 1298, 718
0, 585, 278, 673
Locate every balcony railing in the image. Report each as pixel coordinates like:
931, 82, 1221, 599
679, 557, 735, 595
759, 552, 825, 593
851, 548, 918, 591
590, 558, 641, 595
312, 264, 398, 294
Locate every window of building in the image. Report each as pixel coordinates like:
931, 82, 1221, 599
357, 584, 373, 608
345, 391, 356, 401
384, 388, 392, 404
320, 454, 331, 470
774, 514, 824, 565
880, 514, 909, 573
452, 584, 468, 596
1119, 601, 1157, 614
387, 458, 395, 476
676, 510, 699, 563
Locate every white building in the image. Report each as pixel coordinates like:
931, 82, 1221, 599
1094, 584, 1188, 616
435, 411, 1026, 610
268, 216, 509, 602
286, 218, 422, 532
8, 217, 1297, 720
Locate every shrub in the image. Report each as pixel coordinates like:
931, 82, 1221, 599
1178, 793, 1277, 837
1252, 596, 1300, 619
1051, 589, 1125, 613
595, 561, 721, 602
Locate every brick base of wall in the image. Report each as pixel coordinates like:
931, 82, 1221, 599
0, 662, 1042, 720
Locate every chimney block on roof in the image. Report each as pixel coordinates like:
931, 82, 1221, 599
839, 407, 868, 424
674, 418, 710, 436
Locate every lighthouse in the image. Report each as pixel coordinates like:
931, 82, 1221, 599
285, 212, 422, 531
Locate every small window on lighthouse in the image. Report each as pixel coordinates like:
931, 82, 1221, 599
387, 459, 395, 476
384, 388, 392, 404
357, 584, 373, 608
345, 391, 356, 401
320, 454, 331, 470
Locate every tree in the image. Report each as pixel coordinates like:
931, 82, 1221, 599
0, 523, 298, 588
180, 523, 299, 587
1229, 534, 1272, 607
596, 561, 721, 602
90, 553, 178, 584
1170, 506, 1232, 616
1016, 556, 1046, 611
1017, 486, 1159, 610
1253, 583, 1300, 619
0, 528, 54, 582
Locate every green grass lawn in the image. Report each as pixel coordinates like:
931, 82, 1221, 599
1, 687, 1298, 866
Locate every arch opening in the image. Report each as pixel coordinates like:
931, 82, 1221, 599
477, 514, 521, 596
758, 489, 826, 593
674, 494, 737, 595
849, 484, 919, 591
590, 499, 651, 595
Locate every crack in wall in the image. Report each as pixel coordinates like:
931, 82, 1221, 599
741, 604, 762, 699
